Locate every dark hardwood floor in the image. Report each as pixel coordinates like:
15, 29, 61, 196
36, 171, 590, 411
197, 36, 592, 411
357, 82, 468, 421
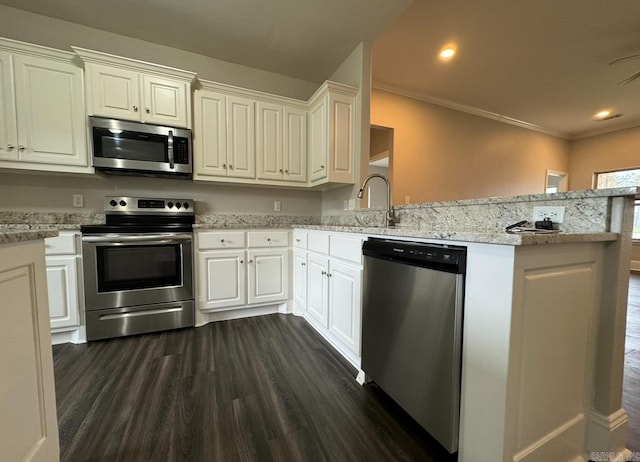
52, 274, 640, 461
53, 314, 454, 462
624, 273, 640, 452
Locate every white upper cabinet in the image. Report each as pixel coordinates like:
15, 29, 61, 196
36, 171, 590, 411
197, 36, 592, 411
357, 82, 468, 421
73, 47, 195, 128
257, 100, 307, 183
308, 81, 356, 186
0, 38, 90, 174
194, 84, 255, 180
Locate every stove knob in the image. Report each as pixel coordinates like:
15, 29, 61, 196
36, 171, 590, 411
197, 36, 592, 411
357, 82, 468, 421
109, 200, 117, 207
167, 201, 173, 208
183, 202, 189, 210
176, 202, 181, 209
119, 200, 127, 207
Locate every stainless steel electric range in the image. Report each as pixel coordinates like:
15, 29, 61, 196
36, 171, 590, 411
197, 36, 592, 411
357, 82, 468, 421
81, 196, 195, 341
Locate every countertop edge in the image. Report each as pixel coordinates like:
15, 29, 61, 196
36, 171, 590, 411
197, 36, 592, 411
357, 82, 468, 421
0, 229, 60, 245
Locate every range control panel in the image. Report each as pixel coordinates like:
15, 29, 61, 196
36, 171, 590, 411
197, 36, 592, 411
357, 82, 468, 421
104, 196, 194, 215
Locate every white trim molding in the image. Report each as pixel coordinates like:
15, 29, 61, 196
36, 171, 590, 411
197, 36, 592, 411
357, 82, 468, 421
587, 409, 631, 460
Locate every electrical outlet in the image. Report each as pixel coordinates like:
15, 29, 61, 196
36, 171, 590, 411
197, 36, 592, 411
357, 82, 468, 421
532, 206, 565, 223
343, 200, 349, 211
404, 196, 411, 204
347, 198, 355, 210
72, 194, 84, 208
273, 200, 281, 212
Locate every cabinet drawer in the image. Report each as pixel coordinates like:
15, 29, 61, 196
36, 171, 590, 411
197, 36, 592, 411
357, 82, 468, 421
307, 231, 329, 255
247, 230, 289, 248
198, 231, 246, 250
45, 232, 78, 255
293, 229, 307, 249
330, 235, 363, 265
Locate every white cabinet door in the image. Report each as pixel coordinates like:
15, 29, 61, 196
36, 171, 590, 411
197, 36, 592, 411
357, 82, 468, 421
283, 106, 307, 183
0, 51, 18, 161
328, 260, 362, 355
194, 90, 227, 177
87, 63, 140, 121
327, 91, 354, 183
256, 100, 282, 181
308, 97, 327, 182
293, 250, 307, 313
0, 242, 60, 462
13, 54, 87, 167
46, 255, 81, 330
247, 248, 288, 305
226, 95, 255, 178
142, 74, 189, 127
199, 250, 246, 310
307, 253, 329, 327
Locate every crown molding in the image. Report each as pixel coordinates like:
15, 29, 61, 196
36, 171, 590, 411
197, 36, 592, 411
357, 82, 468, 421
372, 83, 572, 139
571, 118, 640, 140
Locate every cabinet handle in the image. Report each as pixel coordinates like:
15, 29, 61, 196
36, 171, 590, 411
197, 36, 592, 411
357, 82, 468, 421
133, 105, 138, 112
7, 144, 14, 150
145, 107, 150, 113
295, 238, 301, 242
19, 145, 25, 151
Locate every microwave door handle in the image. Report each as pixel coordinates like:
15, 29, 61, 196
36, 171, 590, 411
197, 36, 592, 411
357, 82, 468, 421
168, 130, 175, 169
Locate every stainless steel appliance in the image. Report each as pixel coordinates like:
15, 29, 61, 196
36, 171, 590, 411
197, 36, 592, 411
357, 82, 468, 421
81, 196, 195, 341
90, 117, 192, 178
361, 238, 467, 454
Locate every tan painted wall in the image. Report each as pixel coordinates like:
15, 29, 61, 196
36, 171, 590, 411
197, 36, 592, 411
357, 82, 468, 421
370, 89, 571, 204
568, 126, 640, 191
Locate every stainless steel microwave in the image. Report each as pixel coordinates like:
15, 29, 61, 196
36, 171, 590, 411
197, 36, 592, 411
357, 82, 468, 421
90, 117, 192, 178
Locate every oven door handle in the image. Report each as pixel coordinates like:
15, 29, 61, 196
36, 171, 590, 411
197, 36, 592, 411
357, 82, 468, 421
83, 233, 192, 243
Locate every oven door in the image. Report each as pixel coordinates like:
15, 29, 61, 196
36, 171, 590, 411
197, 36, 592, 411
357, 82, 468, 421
82, 233, 193, 311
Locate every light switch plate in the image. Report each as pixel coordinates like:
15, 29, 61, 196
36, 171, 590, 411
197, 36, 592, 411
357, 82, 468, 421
72, 194, 84, 208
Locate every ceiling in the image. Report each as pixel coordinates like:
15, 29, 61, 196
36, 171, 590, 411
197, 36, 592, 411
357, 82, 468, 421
0, 0, 410, 83
2, 0, 639, 139
372, 0, 640, 138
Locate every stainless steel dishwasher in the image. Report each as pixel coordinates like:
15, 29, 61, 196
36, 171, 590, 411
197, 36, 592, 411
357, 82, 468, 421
361, 238, 466, 454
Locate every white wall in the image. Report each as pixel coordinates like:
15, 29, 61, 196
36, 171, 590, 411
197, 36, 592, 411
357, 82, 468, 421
0, 171, 322, 216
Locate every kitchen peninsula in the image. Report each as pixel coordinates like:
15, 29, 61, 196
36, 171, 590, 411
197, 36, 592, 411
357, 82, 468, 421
0, 230, 60, 461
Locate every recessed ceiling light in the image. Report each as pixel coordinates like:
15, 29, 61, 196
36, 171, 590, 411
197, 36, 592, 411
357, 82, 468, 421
439, 45, 457, 61
593, 110, 623, 121
594, 110, 611, 119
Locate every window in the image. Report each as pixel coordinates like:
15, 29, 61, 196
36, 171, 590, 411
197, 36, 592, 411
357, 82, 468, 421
595, 169, 640, 239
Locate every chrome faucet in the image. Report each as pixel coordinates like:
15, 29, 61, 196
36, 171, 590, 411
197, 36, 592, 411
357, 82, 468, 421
357, 173, 398, 228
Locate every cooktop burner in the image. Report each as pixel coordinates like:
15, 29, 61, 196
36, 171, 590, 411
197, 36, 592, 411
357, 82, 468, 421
81, 196, 195, 234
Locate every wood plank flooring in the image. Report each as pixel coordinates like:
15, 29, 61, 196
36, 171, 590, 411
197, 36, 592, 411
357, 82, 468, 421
624, 273, 640, 452
53, 314, 455, 462
52, 274, 640, 461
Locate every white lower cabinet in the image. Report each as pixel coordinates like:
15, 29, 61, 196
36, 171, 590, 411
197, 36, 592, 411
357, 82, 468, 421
196, 230, 289, 314
294, 229, 364, 366
44, 231, 84, 343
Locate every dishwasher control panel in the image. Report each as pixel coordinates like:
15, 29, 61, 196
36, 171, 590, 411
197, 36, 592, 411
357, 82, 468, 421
363, 238, 466, 274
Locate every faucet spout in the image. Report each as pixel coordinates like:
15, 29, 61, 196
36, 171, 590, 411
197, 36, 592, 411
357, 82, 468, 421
357, 173, 397, 228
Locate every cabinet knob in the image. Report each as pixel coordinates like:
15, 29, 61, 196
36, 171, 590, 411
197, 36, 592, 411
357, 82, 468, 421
133, 105, 138, 112
240, 259, 244, 264
285, 170, 289, 174
7, 144, 14, 150
320, 165, 325, 169
223, 163, 227, 169
302, 262, 306, 266
295, 238, 301, 242
229, 164, 234, 169
145, 107, 150, 113
19, 145, 25, 151
267, 238, 271, 242
220, 239, 225, 243
321, 270, 326, 275
328, 273, 332, 278
249, 259, 254, 263
279, 169, 283, 173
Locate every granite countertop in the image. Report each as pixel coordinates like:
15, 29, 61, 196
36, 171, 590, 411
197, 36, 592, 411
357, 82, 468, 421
294, 225, 619, 246
0, 227, 59, 245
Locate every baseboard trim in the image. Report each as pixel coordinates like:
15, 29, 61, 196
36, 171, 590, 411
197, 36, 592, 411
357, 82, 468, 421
513, 413, 586, 462
630, 260, 640, 272
587, 409, 629, 458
